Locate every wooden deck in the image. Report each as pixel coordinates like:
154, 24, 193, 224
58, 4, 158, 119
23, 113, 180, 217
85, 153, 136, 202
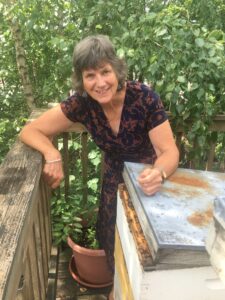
54, 246, 111, 300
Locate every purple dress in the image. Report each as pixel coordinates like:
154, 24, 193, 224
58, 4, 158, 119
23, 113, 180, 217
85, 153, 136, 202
61, 81, 168, 274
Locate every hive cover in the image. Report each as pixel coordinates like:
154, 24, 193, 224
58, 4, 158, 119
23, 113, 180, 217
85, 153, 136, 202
123, 162, 225, 266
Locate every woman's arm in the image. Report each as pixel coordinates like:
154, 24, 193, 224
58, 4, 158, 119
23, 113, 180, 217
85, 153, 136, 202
20, 104, 74, 188
138, 120, 179, 195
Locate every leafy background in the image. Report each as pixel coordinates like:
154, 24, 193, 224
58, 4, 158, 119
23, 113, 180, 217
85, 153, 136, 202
1, 0, 225, 162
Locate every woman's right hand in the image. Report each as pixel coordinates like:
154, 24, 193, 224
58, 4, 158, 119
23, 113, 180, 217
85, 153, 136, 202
19, 105, 73, 188
43, 152, 64, 189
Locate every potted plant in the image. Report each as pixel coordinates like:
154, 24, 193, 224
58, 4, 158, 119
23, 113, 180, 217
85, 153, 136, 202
51, 137, 113, 287
67, 228, 113, 288
51, 192, 113, 287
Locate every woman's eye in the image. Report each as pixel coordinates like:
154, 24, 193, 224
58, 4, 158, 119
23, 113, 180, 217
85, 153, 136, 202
86, 74, 94, 79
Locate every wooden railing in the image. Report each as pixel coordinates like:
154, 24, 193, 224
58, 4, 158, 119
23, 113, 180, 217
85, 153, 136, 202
0, 109, 224, 300
58, 113, 225, 199
0, 141, 52, 300
29, 108, 225, 201
170, 114, 225, 171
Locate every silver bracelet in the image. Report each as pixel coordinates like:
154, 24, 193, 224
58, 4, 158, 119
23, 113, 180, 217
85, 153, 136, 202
45, 158, 62, 164
153, 166, 167, 183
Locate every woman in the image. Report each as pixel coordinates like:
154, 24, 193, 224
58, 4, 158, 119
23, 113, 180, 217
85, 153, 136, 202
20, 35, 179, 299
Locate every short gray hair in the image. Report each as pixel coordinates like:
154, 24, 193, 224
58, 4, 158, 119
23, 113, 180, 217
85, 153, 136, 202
72, 35, 127, 93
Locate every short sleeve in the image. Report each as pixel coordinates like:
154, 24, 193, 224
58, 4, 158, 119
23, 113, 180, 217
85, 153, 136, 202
60, 93, 88, 123
144, 87, 168, 131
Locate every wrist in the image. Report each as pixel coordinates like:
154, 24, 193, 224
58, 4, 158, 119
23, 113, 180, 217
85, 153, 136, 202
43, 149, 61, 161
153, 166, 167, 183
45, 158, 62, 164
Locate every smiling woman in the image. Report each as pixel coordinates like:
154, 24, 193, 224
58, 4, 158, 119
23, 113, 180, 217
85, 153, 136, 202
82, 64, 119, 105
19, 35, 179, 300
82, 63, 126, 135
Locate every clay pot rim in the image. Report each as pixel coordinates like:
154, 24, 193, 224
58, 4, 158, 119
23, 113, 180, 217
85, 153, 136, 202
67, 236, 106, 256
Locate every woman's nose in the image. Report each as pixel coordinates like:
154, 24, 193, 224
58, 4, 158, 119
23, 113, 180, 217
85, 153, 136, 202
96, 74, 106, 87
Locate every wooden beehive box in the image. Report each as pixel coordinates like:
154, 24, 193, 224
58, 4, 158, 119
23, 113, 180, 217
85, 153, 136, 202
114, 162, 225, 300
206, 195, 225, 286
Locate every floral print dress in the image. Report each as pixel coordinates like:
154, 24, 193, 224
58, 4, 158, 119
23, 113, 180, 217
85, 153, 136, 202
61, 81, 168, 275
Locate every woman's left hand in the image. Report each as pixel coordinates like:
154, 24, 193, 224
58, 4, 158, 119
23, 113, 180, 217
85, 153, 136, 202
137, 167, 163, 196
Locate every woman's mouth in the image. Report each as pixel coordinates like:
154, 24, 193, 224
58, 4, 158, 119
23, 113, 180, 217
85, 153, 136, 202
95, 88, 109, 95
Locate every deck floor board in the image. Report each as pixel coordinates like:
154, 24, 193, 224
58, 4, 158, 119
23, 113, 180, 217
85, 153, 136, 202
55, 246, 111, 300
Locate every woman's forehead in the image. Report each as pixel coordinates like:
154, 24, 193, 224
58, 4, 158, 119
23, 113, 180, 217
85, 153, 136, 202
83, 62, 112, 72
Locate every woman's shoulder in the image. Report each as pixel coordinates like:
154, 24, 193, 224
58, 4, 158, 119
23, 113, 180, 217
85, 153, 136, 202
60, 91, 91, 123
126, 80, 159, 100
61, 91, 90, 107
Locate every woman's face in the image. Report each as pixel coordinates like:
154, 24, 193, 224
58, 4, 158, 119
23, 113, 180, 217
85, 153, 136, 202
82, 63, 119, 105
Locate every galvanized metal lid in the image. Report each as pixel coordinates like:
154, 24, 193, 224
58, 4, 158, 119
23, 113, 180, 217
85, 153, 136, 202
123, 162, 225, 266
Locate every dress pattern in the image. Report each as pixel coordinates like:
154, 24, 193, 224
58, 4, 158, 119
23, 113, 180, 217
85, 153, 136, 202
61, 81, 168, 275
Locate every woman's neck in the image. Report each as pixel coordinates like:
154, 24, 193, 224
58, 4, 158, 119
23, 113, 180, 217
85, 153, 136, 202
101, 85, 126, 111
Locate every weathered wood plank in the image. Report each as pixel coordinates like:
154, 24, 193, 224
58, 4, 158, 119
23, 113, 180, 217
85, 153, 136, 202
168, 113, 225, 133
35, 199, 47, 297
40, 178, 52, 257
81, 132, 88, 205
62, 132, 69, 200
118, 184, 153, 268
27, 230, 42, 300
46, 246, 59, 300
206, 197, 225, 286
0, 140, 52, 300
20, 260, 34, 300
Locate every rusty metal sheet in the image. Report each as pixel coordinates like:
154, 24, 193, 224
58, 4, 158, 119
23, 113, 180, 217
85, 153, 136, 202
123, 162, 225, 250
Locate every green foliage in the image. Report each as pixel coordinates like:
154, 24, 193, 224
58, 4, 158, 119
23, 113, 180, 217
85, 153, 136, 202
51, 134, 102, 247
51, 193, 83, 245
86, 227, 100, 249
215, 133, 225, 170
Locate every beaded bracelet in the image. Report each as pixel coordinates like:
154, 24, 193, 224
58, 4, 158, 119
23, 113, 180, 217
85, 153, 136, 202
45, 158, 62, 164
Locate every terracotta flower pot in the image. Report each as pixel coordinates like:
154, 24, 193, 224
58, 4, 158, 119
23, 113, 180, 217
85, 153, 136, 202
67, 236, 113, 288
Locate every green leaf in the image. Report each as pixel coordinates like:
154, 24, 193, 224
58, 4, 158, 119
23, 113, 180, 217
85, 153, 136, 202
208, 30, 224, 41
209, 84, 215, 92
209, 48, 215, 57
156, 28, 167, 37
195, 38, 205, 47
69, 175, 75, 182
177, 76, 186, 83
74, 216, 82, 222
193, 29, 200, 37
182, 111, 190, 120
127, 49, 135, 57
95, 24, 102, 29
87, 178, 99, 192
176, 104, 184, 114
166, 83, 175, 92
187, 82, 199, 91
117, 48, 125, 58
73, 223, 83, 229
145, 12, 157, 21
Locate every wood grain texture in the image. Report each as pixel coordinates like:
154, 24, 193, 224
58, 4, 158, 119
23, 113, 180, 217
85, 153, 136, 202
118, 184, 153, 268
0, 140, 52, 300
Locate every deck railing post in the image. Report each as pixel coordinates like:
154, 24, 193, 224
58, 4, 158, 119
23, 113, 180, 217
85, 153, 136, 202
0, 141, 52, 300
62, 132, 69, 201
81, 132, 88, 205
